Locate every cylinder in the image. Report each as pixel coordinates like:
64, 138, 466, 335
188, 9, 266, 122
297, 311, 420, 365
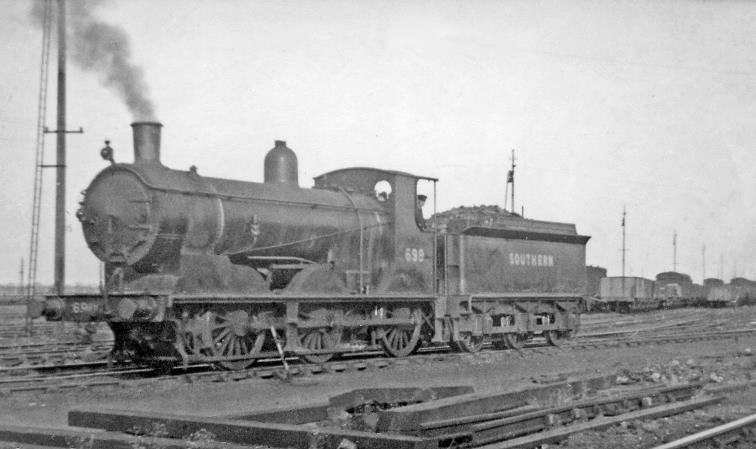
132, 122, 163, 165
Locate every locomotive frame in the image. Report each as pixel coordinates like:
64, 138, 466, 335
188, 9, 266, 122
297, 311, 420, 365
39, 122, 589, 369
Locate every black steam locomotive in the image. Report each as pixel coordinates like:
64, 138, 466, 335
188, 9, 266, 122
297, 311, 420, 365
40, 122, 590, 369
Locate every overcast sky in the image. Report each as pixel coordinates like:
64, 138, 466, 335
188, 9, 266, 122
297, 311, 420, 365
1, 0, 755, 286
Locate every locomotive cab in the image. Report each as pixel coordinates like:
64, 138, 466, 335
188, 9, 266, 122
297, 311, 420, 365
314, 167, 439, 294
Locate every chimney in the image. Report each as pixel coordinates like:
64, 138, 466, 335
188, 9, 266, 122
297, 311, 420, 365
131, 122, 163, 165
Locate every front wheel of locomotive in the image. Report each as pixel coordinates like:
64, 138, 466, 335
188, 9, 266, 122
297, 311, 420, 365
379, 307, 423, 357
204, 310, 266, 370
108, 322, 180, 370
108, 322, 137, 364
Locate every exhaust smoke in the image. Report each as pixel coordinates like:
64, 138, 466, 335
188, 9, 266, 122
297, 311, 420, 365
31, 0, 157, 121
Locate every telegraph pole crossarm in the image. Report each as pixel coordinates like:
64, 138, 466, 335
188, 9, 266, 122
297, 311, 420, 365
43, 126, 83, 134
42, 126, 83, 171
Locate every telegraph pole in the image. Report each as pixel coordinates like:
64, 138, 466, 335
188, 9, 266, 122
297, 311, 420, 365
621, 208, 627, 296
53, 0, 66, 296
621, 208, 627, 278
21, 258, 28, 336
673, 230, 677, 272
18, 259, 24, 296
702, 245, 706, 281
45, 0, 82, 295
509, 149, 516, 213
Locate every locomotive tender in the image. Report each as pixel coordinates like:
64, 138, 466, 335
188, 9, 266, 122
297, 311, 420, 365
40, 122, 590, 369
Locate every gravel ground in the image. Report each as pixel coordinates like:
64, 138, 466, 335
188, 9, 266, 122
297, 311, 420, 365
1, 306, 756, 448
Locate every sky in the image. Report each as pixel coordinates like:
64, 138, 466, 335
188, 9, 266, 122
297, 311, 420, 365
1, 0, 755, 286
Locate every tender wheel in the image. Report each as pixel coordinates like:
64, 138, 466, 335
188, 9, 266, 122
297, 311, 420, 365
205, 310, 265, 370
502, 333, 526, 350
380, 307, 423, 357
299, 327, 342, 363
545, 330, 571, 347
450, 334, 485, 353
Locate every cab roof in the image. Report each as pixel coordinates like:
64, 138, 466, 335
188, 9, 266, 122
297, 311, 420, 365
314, 167, 438, 183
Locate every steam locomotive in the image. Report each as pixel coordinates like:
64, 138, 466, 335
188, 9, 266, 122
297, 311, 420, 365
39, 122, 590, 369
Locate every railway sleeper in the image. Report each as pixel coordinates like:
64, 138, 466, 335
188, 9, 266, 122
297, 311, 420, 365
452, 383, 703, 445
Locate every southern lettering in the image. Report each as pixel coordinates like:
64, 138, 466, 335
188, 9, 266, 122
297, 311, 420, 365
509, 253, 555, 267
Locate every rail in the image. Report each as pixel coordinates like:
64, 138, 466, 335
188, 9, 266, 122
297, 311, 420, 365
650, 413, 756, 449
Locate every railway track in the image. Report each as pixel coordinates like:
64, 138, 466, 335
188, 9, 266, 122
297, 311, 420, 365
650, 412, 756, 448
397, 383, 717, 448
0, 306, 739, 372
0, 375, 728, 449
0, 342, 112, 368
0, 318, 111, 340
0, 307, 715, 370
0, 322, 79, 339
2, 325, 755, 398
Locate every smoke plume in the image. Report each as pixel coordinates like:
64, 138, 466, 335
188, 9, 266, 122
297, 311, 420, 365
31, 0, 157, 120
